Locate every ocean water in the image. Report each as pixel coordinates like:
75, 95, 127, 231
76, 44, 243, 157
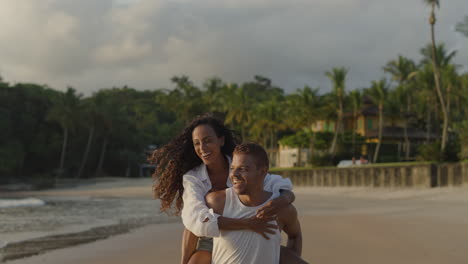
0, 196, 172, 248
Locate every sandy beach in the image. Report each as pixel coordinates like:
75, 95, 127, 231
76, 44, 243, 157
3, 179, 468, 264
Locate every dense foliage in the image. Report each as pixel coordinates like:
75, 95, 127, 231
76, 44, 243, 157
1, 35, 468, 184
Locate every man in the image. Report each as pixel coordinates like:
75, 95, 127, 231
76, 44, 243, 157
205, 143, 307, 264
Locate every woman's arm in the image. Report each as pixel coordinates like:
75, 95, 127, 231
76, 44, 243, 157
181, 175, 221, 237
218, 216, 278, 239
257, 174, 295, 219
181, 174, 284, 238
180, 228, 198, 264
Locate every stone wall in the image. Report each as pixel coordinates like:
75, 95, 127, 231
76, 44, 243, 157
274, 162, 468, 188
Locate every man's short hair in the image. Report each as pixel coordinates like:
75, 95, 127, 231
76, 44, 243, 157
233, 143, 269, 169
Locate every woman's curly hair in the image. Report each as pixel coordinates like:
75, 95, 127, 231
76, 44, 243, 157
150, 113, 240, 215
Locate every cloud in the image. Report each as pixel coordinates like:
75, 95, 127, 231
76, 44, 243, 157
0, 0, 467, 94
95, 36, 153, 65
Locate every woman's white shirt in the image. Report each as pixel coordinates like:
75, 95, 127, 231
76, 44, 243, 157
181, 159, 292, 237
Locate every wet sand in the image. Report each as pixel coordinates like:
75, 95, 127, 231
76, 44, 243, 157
5, 180, 468, 264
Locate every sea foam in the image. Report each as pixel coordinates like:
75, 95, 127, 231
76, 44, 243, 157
0, 198, 45, 209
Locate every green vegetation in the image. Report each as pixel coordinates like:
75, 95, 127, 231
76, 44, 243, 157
1, 2, 468, 183
456, 16, 468, 37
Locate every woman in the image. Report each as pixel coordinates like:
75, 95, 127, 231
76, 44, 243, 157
151, 114, 295, 264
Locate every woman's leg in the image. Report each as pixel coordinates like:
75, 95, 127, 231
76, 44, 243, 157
181, 228, 199, 264
187, 250, 211, 264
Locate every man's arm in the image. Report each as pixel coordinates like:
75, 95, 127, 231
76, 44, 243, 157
278, 204, 302, 256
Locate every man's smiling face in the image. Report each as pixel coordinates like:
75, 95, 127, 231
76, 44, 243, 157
230, 153, 266, 195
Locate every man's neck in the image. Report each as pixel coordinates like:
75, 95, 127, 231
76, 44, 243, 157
238, 188, 271, 207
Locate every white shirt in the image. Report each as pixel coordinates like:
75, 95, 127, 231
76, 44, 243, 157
181, 157, 293, 237
212, 188, 281, 264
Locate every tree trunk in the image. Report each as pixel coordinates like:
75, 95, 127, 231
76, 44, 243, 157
77, 126, 94, 178
429, 6, 448, 153
403, 120, 410, 160
59, 127, 69, 177
125, 157, 131, 177
373, 103, 383, 163
330, 112, 342, 156
329, 121, 339, 155
270, 129, 275, 151
297, 145, 302, 167
309, 132, 315, 165
352, 108, 357, 156
95, 137, 108, 177
269, 129, 275, 167
446, 83, 451, 134
330, 94, 343, 156
426, 96, 432, 143
404, 95, 410, 160
241, 126, 246, 142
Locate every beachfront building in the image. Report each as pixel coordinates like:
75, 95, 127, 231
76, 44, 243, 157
276, 145, 310, 168
276, 97, 435, 167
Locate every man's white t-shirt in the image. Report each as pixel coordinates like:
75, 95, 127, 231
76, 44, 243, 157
212, 188, 281, 264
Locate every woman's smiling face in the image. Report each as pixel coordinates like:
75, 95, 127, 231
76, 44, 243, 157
192, 124, 225, 165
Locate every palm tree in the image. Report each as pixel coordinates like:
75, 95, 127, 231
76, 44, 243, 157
224, 84, 253, 140
169, 76, 204, 123
441, 64, 460, 126
47, 87, 81, 178
203, 77, 225, 114
458, 74, 468, 118
250, 96, 285, 164
285, 86, 322, 164
92, 90, 126, 177
77, 97, 99, 178
420, 43, 457, 68
423, 0, 448, 153
413, 63, 437, 143
349, 90, 362, 156
325, 67, 348, 157
456, 16, 468, 37
384, 56, 417, 159
366, 79, 390, 163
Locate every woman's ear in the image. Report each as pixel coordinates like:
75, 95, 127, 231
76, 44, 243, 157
220, 136, 225, 147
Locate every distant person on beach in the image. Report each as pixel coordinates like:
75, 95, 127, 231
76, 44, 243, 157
150, 114, 296, 264
206, 143, 307, 264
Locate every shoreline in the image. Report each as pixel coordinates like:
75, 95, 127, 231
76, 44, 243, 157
0, 216, 179, 263
2, 179, 468, 263
5, 222, 185, 264
0, 178, 168, 263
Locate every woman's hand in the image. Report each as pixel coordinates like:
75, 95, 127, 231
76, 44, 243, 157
245, 215, 278, 240
256, 195, 289, 219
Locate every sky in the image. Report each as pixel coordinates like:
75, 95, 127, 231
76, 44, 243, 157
0, 0, 467, 95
